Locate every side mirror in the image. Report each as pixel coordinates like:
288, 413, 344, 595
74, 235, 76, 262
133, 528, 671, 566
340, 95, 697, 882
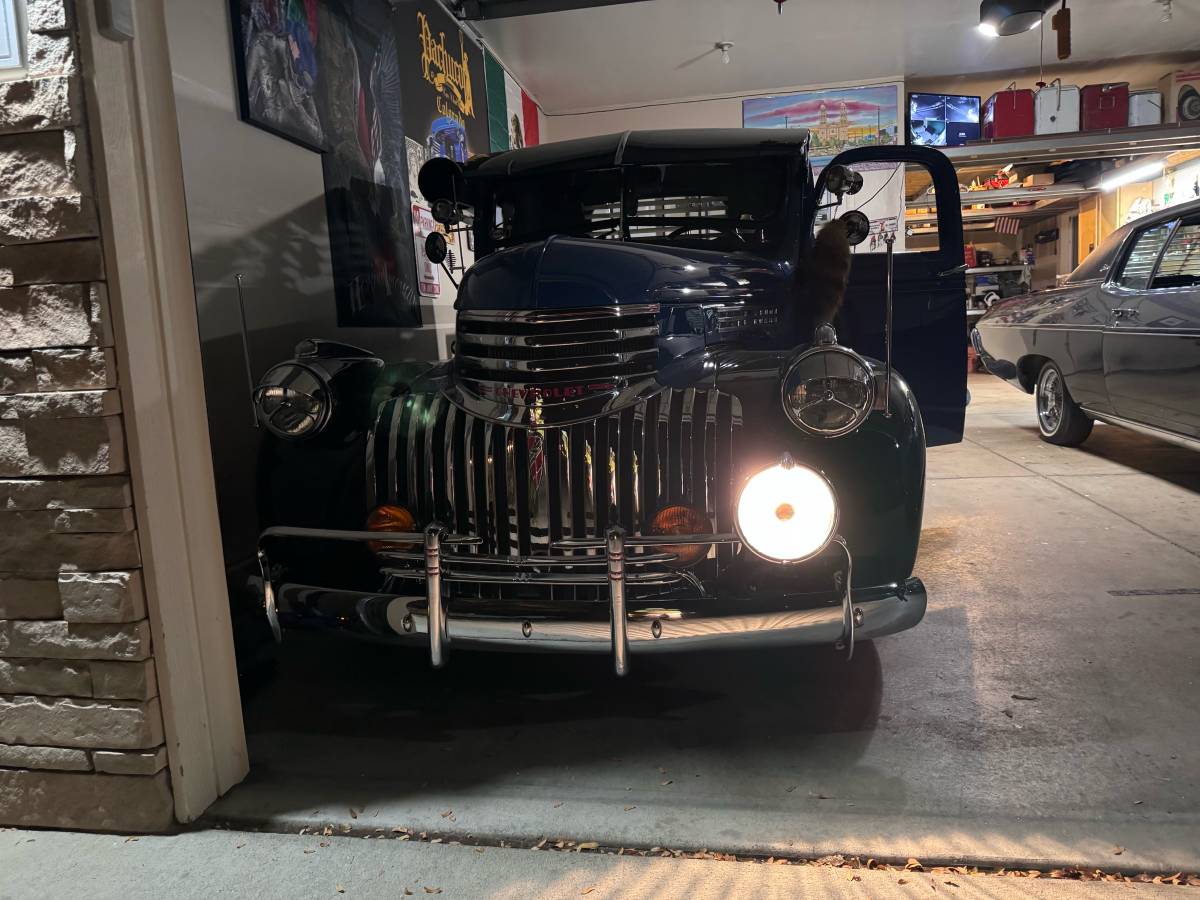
424, 231, 449, 265
839, 210, 871, 246
823, 164, 864, 201
418, 157, 470, 226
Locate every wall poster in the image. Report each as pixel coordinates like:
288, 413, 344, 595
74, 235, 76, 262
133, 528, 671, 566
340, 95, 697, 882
745, 82, 906, 253
230, 0, 422, 327
742, 82, 902, 166
396, 0, 490, 162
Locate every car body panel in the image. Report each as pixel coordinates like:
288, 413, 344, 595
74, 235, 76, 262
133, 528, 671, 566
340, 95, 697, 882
974, 197, 1200, 444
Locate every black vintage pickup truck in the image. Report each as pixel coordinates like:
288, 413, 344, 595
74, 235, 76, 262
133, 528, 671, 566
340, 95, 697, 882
252, 129, 966, 674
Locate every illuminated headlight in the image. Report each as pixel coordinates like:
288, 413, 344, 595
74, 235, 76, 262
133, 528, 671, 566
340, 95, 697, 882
254, 363, 331, 439
735, 459, 837, 563
781, 346, 875, 437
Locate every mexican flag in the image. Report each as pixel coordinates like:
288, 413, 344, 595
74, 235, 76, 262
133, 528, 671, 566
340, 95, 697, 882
485, 51, 541, 152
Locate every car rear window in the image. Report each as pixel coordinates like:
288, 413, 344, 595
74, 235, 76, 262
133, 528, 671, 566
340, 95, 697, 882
1150, 220, 1200, 289
1064, 225, 1129, 284
1116, 223, 1174, 290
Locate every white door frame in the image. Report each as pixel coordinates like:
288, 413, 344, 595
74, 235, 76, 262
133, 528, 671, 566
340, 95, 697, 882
76, 1, 248, 821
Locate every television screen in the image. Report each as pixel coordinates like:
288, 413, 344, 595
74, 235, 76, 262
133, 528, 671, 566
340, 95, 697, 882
908, 93, 981, 147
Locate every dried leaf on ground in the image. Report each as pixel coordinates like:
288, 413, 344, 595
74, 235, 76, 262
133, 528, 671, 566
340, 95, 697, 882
423, 888, 443, 895
581, 888, 596, 896
905, 858, 924, 871
335, 886, 345, 894
577, 842, 599, 851
1113, 847, 1125, 856
349, 808, 358, 819
623, 806, 636, 812
660, 780, 673, 786
1011, 694, 1038, 701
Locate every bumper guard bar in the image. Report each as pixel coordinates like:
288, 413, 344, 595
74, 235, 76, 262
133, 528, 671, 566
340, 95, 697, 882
259, 524, 861, 676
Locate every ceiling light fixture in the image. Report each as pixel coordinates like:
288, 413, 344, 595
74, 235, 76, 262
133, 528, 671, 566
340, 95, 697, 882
978, 0, 1056, 36
716, 41, 733, 64
1099, 160, 1165, 192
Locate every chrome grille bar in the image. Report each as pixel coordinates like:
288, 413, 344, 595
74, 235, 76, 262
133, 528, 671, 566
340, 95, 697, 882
382, 390, 742, 581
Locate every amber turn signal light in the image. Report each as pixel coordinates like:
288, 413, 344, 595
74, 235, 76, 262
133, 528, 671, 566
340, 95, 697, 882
366, 504, 418, 553
649, 505, 713, 568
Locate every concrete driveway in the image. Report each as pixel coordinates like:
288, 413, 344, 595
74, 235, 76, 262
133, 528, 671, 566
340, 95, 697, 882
210, 375, 1200, 874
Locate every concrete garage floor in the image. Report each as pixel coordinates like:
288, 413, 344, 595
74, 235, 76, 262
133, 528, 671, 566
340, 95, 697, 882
210, 374, 1200, 875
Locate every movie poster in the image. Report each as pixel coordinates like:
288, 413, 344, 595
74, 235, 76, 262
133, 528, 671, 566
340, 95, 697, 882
395, 0, 490, 162
230, 0, 422, 327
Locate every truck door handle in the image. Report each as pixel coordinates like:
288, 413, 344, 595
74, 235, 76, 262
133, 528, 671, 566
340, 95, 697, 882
934, 263, 968, 278
1111, 308, 1139, 321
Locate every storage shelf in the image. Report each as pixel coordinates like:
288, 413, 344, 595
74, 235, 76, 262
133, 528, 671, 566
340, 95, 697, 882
966, 265, 1030, 274
939, 123, 1200, 166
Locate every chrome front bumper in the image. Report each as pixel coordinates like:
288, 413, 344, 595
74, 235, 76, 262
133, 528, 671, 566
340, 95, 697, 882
258, 524, 927, 676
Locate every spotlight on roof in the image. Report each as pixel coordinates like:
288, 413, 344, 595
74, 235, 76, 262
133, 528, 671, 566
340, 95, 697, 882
978, 0, 1055, 37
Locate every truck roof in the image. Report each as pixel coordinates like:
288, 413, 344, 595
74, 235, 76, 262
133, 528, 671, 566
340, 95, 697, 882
466, 128, 812, 178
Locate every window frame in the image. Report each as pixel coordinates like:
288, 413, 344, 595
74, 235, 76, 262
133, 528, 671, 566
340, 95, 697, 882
0, 0, 23, 75
1148, 217, 1200, 290
1108, 217, 1180, 292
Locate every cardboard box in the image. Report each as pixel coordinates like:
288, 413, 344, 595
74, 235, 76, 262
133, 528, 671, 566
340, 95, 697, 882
1159, 67, 1200, 123
1023, 174, 1055, 187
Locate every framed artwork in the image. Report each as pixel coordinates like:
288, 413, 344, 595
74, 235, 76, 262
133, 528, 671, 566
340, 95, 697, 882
230, 0, 326, 151
230, 0, 422, 327
742, 82, 902, 166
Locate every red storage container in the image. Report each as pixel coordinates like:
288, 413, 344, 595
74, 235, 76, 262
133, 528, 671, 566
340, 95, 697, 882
983, 87, 1035, 139
1081, 83, 1130, 131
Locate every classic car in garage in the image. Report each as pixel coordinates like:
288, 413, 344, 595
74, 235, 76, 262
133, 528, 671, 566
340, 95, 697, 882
974, 197, 1200, 448
251, 129, 967, 674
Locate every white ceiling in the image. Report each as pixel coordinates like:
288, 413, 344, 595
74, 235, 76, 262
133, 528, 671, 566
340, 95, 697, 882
475, 0, 1200, 114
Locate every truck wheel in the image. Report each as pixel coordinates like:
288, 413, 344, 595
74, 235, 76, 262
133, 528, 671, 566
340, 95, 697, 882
1036, 362, 1093, 446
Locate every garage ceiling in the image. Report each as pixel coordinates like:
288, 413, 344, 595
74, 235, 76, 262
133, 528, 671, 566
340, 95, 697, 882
473, 0, 1200, 114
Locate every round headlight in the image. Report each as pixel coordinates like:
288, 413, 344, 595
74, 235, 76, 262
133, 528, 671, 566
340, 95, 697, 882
735, 460, 837, 563
781, 347, 875, 437
254, 363, 331, 439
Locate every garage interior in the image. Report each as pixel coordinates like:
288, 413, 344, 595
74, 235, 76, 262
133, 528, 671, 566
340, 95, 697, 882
3, 0, 1200, 894
191, 0, 1199, 875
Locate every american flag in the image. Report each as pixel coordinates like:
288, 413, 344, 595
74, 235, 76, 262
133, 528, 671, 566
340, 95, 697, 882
994, 216, 1022, 236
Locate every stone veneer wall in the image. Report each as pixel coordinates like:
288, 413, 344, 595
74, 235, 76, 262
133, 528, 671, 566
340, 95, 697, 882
0, 0, 173, 830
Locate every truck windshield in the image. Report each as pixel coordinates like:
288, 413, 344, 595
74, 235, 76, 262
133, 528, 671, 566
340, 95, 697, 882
486, 158, 791, 257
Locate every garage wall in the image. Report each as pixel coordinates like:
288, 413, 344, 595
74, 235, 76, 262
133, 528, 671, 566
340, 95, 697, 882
165, 0, 455, 567
542, 76, 905, 141
0, 0, 172, 831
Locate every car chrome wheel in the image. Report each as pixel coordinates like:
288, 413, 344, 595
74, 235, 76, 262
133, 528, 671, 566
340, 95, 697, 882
1037, 367, 1063, 435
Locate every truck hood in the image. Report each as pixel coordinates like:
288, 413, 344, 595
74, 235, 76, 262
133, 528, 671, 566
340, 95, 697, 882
455, 235, 791, 312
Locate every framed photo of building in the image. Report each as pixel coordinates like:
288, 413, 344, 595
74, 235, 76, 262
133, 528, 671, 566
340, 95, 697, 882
742, 82, 902, 166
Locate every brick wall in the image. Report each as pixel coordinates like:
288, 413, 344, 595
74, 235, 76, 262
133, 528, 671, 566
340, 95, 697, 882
0, 0, 173, 831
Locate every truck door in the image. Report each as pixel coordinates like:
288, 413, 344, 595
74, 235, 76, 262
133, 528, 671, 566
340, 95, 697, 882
817, 146, 967, 447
